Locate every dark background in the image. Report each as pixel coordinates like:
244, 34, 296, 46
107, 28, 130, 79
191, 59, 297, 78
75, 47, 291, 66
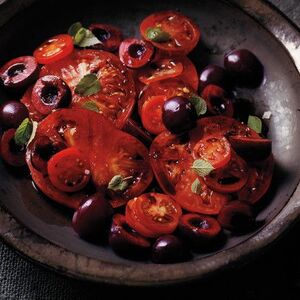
0, 0, 300, 299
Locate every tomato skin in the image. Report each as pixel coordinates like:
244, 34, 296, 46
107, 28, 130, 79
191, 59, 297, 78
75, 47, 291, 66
34, 34, 74, 64
47, 147, 91, 193
126, 193, 182, 238
140, 11, 200, 55
193, 135, 231, 169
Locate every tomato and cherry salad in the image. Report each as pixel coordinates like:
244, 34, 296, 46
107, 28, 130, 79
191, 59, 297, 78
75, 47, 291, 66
0, 10, 271, 263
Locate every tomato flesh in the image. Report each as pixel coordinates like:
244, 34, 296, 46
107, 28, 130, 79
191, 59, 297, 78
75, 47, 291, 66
34, 34, 74, 64
126, 193, 182, 238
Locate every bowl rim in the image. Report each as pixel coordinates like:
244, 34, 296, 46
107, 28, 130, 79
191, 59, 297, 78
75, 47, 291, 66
0, 0, 300, 286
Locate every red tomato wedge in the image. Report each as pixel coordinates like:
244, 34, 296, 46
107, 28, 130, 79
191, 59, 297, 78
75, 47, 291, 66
40, 49, 135, 128
26, 108, 153, 209
126, 193, 182, 238
34, 34, 74, 64
140, 11, 200, 55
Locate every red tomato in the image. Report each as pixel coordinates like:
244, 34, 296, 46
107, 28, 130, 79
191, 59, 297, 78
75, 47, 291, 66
193, 135, 231, 169
140, 11, 200, 55
150, 131, 229, 215
34, 34, 74, 64
141, 95, 167, 135
119, 38, 154, 69
237, 155, 274, 204
40, 49, 135, 128
125, 193, 182, 238
204, 153, 249, 193
47, 147, 91, 193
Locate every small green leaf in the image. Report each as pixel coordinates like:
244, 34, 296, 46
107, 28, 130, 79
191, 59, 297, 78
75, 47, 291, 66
146, 27, 170, 42
108, 175, 132, 192
68, 22, 83, 37
14, 118, 33, 146
189, 94, 207, 116
191, 178, 202, 195
74, 27, 86, 45
77, 29, 100, 47
75, 74, 101, 96
247, 115, 262, 134
191, 159, 214, 177
82, 101, 100, 112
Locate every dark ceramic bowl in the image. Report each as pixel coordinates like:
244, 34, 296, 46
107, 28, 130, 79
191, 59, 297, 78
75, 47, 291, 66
0, 0, 300, 286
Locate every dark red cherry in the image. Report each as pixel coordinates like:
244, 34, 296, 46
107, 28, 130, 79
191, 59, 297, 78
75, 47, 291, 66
162, 96, 197, 134
224, 49, 264, 88
89, 23, 123, 52
0, 56, 39, 89
217, 201, 254, 233
0, 100, 29, 129
151, 234, 190, 264
72, 193, 113, 241
201, 84, 234, 117
109, 214, 151, 260
0, 128, 26, 167
31, 75, 71, 115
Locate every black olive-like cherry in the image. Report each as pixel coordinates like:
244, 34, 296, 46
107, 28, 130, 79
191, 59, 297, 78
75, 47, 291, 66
217, 201, 254, 233
30, 136, 66, 173
0, 100, 29, 129
31, 75, 71, 115
224, 49, 264, 88
0, 128, 26, 167
201, 84, 234, 117
228, 136, 272, 161
151, 234, 190, 264
0, 56, 38, 89
162, 96, 197, 134
178, 213, 222, 250
109, 214, 151, 260
72, 193, 113, 241
119, 38, 154, 69
199, 65, 231, 92
89, 23, 123, 52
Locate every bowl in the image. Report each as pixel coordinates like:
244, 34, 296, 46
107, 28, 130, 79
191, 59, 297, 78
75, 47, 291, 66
0, 0, 300, 285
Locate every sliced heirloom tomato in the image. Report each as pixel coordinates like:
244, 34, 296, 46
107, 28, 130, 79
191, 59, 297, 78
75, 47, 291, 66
150, 131, 229, 215
126, 193, 182, 238
236, 155, 274, 204
26, 109, 153, 209
34, 34, 74, 64
40, 49, 135, 128
140, 11, 200, 55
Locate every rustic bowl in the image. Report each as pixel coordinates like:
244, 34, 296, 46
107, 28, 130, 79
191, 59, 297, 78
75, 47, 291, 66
0, 0, 300, 285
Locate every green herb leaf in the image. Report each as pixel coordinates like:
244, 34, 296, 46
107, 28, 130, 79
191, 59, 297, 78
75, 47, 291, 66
68, 22, 100, 47
77, 29, 100, 47
14, 118, 33, 146
146, 27, 170, 43
108, 175, 132, 192
191, 159, 214, 177
68, 22, 83, 37
189, 94, 207, 116
82, 101, 100, 112
74, 27, 86, 45
247, 115, 262, 134
75, 74, 101, 96
191, 178, 202, 195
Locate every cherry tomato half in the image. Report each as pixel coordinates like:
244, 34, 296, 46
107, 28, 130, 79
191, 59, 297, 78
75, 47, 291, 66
34, 34, 74, 64
47, 147, 91, 193
140, 11, 200, 55
126, 193, 182, 238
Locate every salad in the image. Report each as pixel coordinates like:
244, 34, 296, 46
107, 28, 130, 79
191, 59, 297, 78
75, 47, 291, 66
0, 10, 273, 263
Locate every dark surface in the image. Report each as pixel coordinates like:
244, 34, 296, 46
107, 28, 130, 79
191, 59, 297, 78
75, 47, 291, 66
0, 0, 300, 298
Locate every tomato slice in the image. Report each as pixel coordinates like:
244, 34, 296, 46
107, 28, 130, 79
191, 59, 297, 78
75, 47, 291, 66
125, 193, 182, 238
47, 147, 91, 193
34, 34, 74, 64
140, 11, 200, 55
40, 49, 135, 128
236, 155, 274, 204
204, 153, 249, 193
141, 95, 167, 135
193, 135, 231, 169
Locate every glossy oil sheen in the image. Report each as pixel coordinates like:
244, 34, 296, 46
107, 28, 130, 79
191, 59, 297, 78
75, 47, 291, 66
0, 0, 299, 267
